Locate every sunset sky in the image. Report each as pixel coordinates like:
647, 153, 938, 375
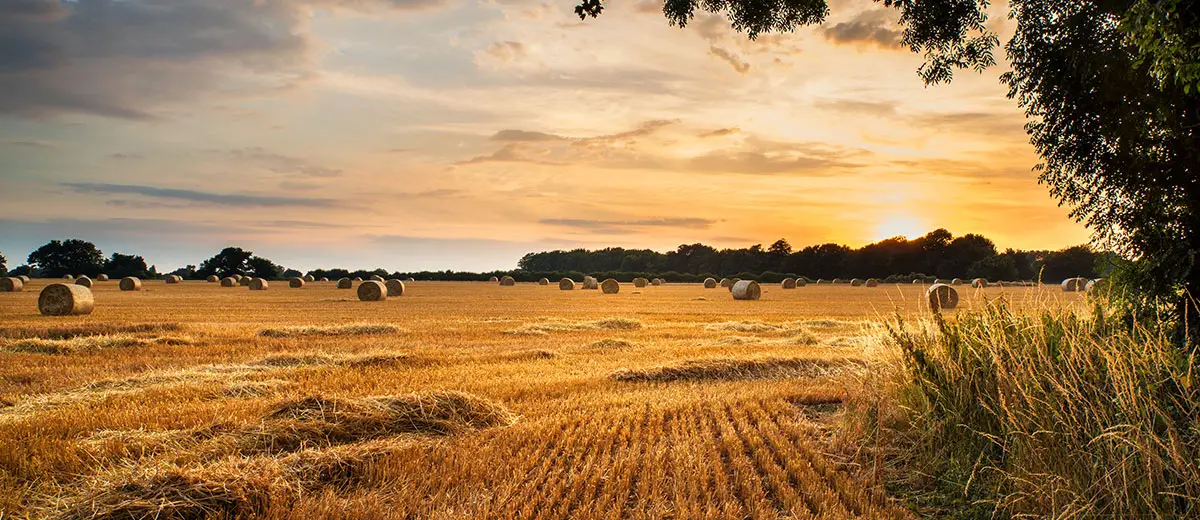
0, 0, 1090, 272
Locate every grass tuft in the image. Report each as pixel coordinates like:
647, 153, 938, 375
2, 335, 195, 355
588, 338, 637, 350
503, 317, 643, 335
704, 321, 781, 333
0, 323, 184, 340
241, 391, 515, 454
611, 356, 864, 382
257, 324, 402, 338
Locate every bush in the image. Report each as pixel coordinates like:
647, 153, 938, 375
865, 303, 1200, 518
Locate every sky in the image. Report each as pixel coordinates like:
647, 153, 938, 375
0, 0, 1090, 272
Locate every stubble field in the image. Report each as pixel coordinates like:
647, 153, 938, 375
0, 280, 1083, 519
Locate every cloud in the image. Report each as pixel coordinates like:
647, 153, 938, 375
539, 217, 717, 235
479, 41, 526, 65
815, 99, 898, 116
459, 120, 866, 176
491, 129, 565, 141
63, 182, 338, 207
0, 0, 451, 120
0, 139, 55, 148
821, 9, 902, 48
699, 128, 741, 138
709, 45, 751, 74
221, 148, 343, 177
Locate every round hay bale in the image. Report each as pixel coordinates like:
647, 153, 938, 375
559, 278, 576, 290
719, 278, 732, 288
1085, 278, 1108, 294
795, 278, 807, 287
219, 277, 235, 288
121, 277, 143, 291
651, 278, 663, 286
538, 278, 549, 286
233, 274, 244, 282
951, 278, 964, 285
934, 279, 947, 285
850, 278, 864, 287
912, 279, 922, 284
75, 276, 93, 288
816, 279, 824, 284
600, 278, 620, 294
18, 275, 30, 283
320, 277, 329, 282
352, 277, 363, 282
337, 278, 352, 289
289, 277, 304, 288
165, 275, 180, 284
633, 277, 648, 288
357, 280, 386, 301
386, 279, 405, 297
971, 278, 989, 289
206, 275, 219, 283
62, 274, 74, 280
926, 283, 959, 312
96, 274, 109, 281
731, 280, 761, 300
703, 278, 718, 289
832, 278, 844, 284
865, 278, 879, 287
488, 276, 499, 283
304, 275, 315, 282
38, 283, 94, 316
406, 277, 416, 282
582, 276, 599, 290
370, 274, 384, 282
781, 278, 797, 289
239, 277, 252, 286
1, 277, 23, 292
249, 278, 269, 291
499, 276, 516, 286
1061, 277, 1087, 292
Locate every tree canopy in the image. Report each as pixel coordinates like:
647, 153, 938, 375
196, 247, 255, 278
26, 239, 105, 278
578, 0, 1200, 333
519, 229, 1106, 282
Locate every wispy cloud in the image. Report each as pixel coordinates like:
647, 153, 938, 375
63, 183, 338, 207
821, 9, 903, 49
540, 217, 717, 235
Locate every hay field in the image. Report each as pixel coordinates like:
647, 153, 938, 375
0, 280, 1083, 519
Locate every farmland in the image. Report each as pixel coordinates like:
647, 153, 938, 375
0, 280, 1084, 519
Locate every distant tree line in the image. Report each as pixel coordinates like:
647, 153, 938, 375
1, 230, 1113, 283
518, 229, 1114, 283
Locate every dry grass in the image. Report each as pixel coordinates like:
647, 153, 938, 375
0, 322, 184, 340
258, 324, 403, 338
503, 317, 643, 335
0, 281, 1083, 518
2, 334, 196, 354
611, 356, 866, 382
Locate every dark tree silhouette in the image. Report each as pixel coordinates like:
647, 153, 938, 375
197, 247, 255, 278
26, 239, 104, 278
104, 253, 152, 279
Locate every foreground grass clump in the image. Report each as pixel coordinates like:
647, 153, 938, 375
873, 303, 1200, 518
257, 324, 402, 338
0, 323, 184, 340
612, 356, 863, 382
2, 335, 195, 354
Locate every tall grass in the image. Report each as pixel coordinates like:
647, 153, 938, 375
871, 303, 1200, 518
